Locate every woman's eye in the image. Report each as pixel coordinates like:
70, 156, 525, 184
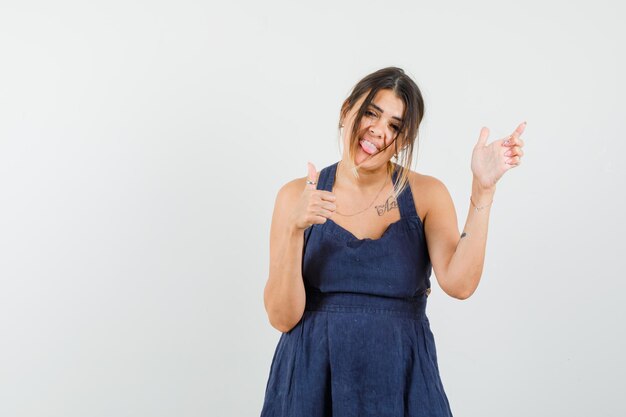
365, 109, 399, 132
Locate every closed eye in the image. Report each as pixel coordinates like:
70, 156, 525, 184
365, 110, 400, 132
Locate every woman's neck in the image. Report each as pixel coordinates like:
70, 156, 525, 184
335, 159, 391, 193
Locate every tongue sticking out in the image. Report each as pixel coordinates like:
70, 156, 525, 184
360, 140, 377, 155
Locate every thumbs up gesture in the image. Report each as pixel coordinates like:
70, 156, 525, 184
290, 162, 337, 230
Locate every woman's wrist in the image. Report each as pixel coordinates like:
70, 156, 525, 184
471, 178, 496, 207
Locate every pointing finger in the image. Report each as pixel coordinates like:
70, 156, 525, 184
507, 122, 526, 145
503, 121, 527, 146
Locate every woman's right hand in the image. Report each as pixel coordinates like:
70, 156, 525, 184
290, 162, 337, 230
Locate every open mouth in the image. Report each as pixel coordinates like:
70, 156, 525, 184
359, 138, 379, 155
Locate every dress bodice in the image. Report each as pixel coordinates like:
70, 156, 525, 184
302, 161, 432, 299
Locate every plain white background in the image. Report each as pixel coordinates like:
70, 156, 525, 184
1, 1, 624, 416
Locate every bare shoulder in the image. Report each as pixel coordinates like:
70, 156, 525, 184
272, 173, 308, 224
276, 176, 307, 203
406, 170, 450, 223
271, 176, 307, 222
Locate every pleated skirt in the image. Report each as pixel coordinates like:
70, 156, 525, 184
260, 292, 454, 417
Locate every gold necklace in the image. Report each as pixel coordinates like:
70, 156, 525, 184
334, 162, 390, 217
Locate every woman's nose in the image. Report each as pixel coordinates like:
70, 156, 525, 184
369, 119, 384, 137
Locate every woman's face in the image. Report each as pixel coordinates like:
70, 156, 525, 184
341, 89, 405, 169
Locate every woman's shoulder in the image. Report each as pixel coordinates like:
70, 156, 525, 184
406, 170, 450, 220
276, 176, 307, 202
277, 163, 334, 199
407, 170, 446, 190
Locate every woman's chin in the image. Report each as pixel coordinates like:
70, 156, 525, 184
354, 156, 369, 168
354, 148, 375, 166
353, 153, 393, 172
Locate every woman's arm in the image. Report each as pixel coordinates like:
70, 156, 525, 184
423, 176, 495, 300
423, 123, 525, 299
263, 179, 308, 333
421, 176, 492, 299
451, 181, 495, 297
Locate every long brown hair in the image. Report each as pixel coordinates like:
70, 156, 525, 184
338, 67, 425, 199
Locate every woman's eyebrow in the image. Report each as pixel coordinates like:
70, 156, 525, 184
369, 102, 403, 123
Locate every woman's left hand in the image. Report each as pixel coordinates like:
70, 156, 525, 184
471, 121, 526, 191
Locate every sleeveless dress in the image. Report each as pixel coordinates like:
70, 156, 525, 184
260, 161, 454, 417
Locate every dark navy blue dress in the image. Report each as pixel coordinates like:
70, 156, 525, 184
260, 161, 454, 417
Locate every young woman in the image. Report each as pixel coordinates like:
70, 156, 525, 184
260, 67, 526, 416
